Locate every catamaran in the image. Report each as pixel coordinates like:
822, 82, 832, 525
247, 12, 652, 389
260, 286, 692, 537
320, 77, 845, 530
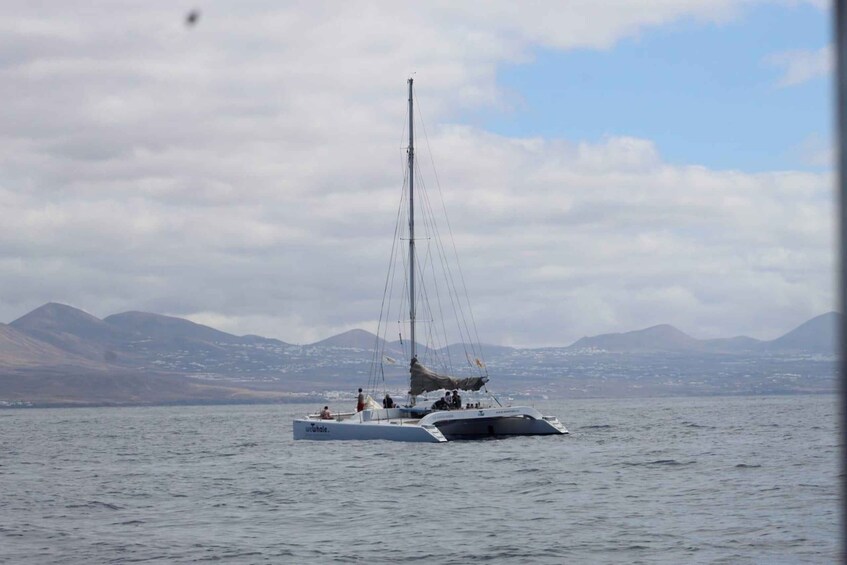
293, 79, 568, 442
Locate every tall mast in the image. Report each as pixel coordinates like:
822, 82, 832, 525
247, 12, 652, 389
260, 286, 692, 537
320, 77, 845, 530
407, 78, 416, 362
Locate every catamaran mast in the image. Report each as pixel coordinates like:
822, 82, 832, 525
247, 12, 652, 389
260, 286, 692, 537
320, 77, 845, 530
408, 77, 417, 362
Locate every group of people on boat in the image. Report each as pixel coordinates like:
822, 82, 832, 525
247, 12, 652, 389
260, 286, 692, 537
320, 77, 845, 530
353, 388, 395, 412
319, 387, 390, 419
321, 387, 462, 419
432, 390, 462, 411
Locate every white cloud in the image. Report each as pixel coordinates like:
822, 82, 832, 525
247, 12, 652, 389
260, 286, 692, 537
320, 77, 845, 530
793, 0, 830, 10
766, 44, 833, 87
0, 1, 835, 347
795, 133, 835, 167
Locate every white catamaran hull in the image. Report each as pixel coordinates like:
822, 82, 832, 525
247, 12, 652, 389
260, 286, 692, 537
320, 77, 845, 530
421, 406, 568, 439
293, 406, 567, 442
293, 408, 446, 442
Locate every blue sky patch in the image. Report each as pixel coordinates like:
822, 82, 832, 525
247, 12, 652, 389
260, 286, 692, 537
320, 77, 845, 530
473, 3, 830, 173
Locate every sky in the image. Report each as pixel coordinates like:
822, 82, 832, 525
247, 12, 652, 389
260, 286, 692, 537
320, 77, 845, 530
0, 0, 835, 347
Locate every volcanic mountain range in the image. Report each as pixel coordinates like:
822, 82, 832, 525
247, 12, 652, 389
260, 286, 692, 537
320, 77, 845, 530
0, 302, 838, 406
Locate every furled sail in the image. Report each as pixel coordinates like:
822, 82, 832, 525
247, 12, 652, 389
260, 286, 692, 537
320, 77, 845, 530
364, 395, 382, 411
409, 359, 488, 396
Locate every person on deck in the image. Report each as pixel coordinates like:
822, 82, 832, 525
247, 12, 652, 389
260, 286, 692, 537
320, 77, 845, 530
383, 394, 395, 408
432, 396, 449, 410
442, 391, 452, 409
356, 388, 365, 412
452, 390, 462, 409
320, 406, 333, 419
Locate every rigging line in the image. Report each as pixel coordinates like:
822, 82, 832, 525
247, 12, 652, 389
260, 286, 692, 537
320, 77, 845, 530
412, 219, 436, 358
413, 158, 455, 374
386, 87, 414, 371
398, 89, 411, 164
415, 222, 450, 374
410, 183, 439, 366
415, 160, 459, 377
379, 83, 413, 380
421, 243, 451, 374
413, 107, 477, 367
485, 385, 503, 407
413, 90, 481, 378
414, 235, 451, 373
370, 158, 410, 392
431, 210, 474, 369
425, 186, 480, 371
417, 164, 477, 375
375, 231, 404, 394
383, 245, 404, 376
392, 166, 411, 367
398, 217, 410, 364
408, 92, 449, 370
371, 245, 396, 391
417, 97, 488, 372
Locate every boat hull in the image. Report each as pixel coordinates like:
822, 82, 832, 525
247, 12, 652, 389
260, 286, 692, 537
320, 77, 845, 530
421, 406, 568, 439
292, 406, 566, 442
292, 417, 446, 442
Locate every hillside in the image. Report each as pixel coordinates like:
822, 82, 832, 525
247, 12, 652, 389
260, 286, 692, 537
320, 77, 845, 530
765, 312, 838, 354
10, 302, 130, 363
308, 329, 384, 350
568, 313, 839, 356
104, 311, 247, 345
569, 324, 702, 352
0, 323, 98, 368
0, 303, 839, 405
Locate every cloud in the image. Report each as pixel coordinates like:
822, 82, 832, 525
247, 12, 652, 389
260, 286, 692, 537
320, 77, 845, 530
794, 0, 829, 10
766, 44, 833, 87
794, 133, 835, 168
0, 1, 835, 347
415, 128, 833, 344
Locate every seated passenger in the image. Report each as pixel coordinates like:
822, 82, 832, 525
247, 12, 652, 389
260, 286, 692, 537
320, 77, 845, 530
432, 397, 449, 410
320, 406, 333, 420
383, 394, 395, 408
442, 391, 452, 409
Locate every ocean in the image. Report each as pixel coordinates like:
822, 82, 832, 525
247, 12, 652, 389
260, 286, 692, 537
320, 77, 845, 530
0, 395, 838, 563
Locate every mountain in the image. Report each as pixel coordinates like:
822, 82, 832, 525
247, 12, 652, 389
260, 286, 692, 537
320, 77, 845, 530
1, 305, 299, 406
569, 324, 702, 352
0, 323, 97, 368
308, 329, 383, 349
0, 303, 838, 405
104, 311, 244, 344
242, 334, 287, 346
10, 302, 129, 363
765, 311, 838, 355
700, 335, 762, 354
568, 313, 841, 355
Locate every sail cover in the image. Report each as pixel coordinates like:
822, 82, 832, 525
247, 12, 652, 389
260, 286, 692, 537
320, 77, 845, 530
409, 361, 488, 396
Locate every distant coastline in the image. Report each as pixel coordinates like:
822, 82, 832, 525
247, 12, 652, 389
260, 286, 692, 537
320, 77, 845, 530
0, 303, 838, 407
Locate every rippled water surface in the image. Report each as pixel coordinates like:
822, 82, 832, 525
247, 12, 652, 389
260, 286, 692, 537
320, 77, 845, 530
0, 395, 838, 563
